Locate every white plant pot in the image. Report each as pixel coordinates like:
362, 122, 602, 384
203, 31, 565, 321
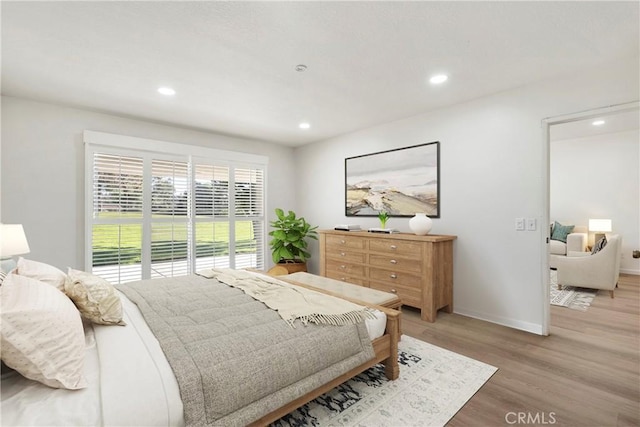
409, 213, 433, 235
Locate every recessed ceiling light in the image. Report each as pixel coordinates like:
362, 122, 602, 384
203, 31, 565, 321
158, 87, 176, 96
299, 122, 311, 129
592, 120, 605, 126
429, 74, 448, 85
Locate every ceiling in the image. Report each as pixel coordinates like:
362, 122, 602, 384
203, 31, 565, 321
1, 1, 638, 147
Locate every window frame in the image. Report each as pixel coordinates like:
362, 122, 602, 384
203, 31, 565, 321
84, 130, 268, 282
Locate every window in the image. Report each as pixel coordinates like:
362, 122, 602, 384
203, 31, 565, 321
233, 167, 265, 269
85, 131, 267, 284
150, 158, 190, 279
91, 153, 144, 284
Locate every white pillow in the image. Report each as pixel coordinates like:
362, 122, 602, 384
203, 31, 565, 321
15, 257, 67, 292
0, 273, 87, 389
65, 268, 126, 326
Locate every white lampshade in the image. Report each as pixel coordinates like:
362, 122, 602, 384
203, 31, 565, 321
0, 224, 31, 258
588, 219, 612, 233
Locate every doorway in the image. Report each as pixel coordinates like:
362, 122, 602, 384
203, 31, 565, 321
541, 101, 640, 335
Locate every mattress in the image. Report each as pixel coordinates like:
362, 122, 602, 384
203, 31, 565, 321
1, 289, 385, 426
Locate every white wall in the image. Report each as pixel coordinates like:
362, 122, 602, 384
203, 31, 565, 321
2, 56, 637, 335
551, 129, 640, 274
0, 96, 296, 271
294, 57, 639, 334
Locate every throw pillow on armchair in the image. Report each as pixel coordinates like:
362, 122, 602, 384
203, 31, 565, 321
551, 221, 575, 243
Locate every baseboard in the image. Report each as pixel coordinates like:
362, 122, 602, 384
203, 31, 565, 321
620, 268, 640, 275
453, 308, 544, 336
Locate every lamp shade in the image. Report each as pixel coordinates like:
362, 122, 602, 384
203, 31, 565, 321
588, 219, 612, 233
0, 224, 31, 258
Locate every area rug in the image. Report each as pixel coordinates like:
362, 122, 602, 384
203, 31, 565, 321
549, 270, 598, 311
273, 335, 497, 427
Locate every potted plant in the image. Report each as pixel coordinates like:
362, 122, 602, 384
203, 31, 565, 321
269, 208, 318, 273
378, 211, 389, 229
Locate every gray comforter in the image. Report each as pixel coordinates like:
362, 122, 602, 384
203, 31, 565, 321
117, 274, 375, 426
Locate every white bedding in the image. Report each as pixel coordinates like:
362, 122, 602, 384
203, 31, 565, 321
1, 290, 386, 426
96, 292, 184, 427
365, 307, 387, 340
1, 293, 184, 427
0, 320, 102, 426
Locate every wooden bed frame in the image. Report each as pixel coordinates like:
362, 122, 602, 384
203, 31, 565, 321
0, 268, 398, 427
247, 275, 401, 426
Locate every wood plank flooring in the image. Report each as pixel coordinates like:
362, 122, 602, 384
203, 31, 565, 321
402, 273, 640, 426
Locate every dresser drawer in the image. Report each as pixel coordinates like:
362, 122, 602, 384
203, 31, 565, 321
369, 280, 421, 307
326, 235, 366, 250
325, 271, 367, 286
326, 259, 366, 277
369, 239, 422, 259
369, 268, 422, 289
369, 254, 423, 273
325, 249, 366, 264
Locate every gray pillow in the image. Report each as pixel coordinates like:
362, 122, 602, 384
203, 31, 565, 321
550, 221, 575, 243
591, 236, 607, 254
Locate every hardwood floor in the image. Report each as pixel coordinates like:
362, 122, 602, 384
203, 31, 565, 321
402, 273, 640, 427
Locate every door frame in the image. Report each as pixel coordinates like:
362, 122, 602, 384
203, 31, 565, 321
540, 100, 639, 335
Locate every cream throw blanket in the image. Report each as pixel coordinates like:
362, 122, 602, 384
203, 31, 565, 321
197, 268, 375, 327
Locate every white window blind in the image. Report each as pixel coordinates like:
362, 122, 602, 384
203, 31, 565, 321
193, 163, 231, 271
234, 167, 265, 269
150, 159, 190, 279
91, 153, 144, 284
85, 131, 267, 284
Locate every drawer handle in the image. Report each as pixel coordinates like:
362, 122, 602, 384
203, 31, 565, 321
390, 273, 397, 279
340, 265, 346, 270
340, 252, 346, 257
340, 277, 346, 281
340, 240, 346, 244
390, 288, 397, 294
390, 245, 397, 250
390, 259, 397, 264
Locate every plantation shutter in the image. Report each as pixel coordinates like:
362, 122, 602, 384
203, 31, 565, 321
91, 153, 144, 284
150, 159, 190, 279
234, 167, 265, 269
193, 163, 231, 271
86, 131, 267, 284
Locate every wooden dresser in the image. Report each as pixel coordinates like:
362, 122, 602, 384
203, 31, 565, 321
319, 230, 457, 322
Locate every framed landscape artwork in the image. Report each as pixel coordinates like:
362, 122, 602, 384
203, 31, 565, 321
345, 141, 440, 218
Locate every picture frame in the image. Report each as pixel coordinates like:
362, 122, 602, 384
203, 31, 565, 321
345, 141, 440, 218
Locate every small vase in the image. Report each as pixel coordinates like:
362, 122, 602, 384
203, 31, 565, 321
409, 213, 432, 235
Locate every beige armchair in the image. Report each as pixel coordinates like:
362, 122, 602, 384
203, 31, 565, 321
555, 234, 623, 297
549, 225, 588, 269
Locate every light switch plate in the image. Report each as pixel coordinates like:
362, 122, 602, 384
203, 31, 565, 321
526, 218, 537, 231
515, 218, 525, 231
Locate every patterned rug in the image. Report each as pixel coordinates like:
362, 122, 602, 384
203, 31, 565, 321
273, 335, 497, 427
550, 270, 598, 311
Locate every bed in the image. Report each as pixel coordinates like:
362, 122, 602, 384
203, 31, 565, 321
1, 262, 400, 426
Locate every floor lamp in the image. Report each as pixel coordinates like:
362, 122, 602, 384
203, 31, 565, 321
0, 224, 31, 273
